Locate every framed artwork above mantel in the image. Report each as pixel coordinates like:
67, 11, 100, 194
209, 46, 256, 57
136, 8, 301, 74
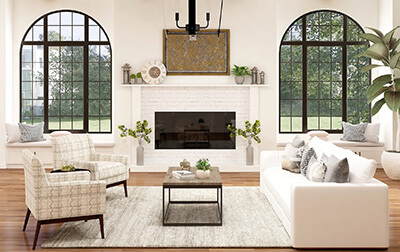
163, 29, 230, 75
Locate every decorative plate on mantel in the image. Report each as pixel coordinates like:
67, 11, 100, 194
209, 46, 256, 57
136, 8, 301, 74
141, 60, 167, 84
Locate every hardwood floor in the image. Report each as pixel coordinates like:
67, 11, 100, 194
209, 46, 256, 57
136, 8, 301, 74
0, 169, 397, 252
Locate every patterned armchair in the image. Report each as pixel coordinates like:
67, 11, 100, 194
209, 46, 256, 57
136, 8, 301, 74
51, 134, 129, 196
22, 149, 106, 250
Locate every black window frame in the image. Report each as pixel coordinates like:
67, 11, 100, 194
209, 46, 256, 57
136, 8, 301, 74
279, 9, 371, 134
19, 9, 112, 134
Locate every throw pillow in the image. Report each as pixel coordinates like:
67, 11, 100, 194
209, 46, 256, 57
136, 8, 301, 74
291, 135, 305, 148
306, 130, 329, 138
18, 122, 45, 142
50, 131, 72, 137
300, 145, 315, 176
305, 156, 326, 182
324, 155, 349, 183
5, 123, 25, 143
341, 122, 368, 142
364, 123, 380, 143
281, 143, 302, 173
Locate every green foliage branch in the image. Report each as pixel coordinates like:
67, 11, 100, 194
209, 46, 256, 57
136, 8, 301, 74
227, 120, 261, 144
118, 120, 152, 144
231, 65, 251, 76
196, 158, 211, 171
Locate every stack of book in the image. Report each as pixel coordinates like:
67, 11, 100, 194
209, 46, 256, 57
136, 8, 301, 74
172, 170, 195, 180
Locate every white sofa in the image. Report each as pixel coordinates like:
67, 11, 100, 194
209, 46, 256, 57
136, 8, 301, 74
260, 137, 389, 249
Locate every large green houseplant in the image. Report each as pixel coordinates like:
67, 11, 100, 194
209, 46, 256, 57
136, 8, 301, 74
358, 26, 400, 179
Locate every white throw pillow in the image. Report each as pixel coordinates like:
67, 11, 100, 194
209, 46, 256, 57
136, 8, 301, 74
50, 131, 72, 137
307, 130, 329, 138
344, 149, 377, 183
364, 123, 380, 143
5, 123, 24, 143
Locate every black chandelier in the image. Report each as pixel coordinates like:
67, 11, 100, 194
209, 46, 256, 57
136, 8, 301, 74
175, 0, 224, 36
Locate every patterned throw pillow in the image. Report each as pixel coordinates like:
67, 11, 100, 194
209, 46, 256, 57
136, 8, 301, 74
324, 155, 349, 183
306, 156, 327, 182
291, 135, 305, 148
18, 122, 45, 142
341, 122, 368, 142
300, 145, 315, 175
282, 143, 302, 173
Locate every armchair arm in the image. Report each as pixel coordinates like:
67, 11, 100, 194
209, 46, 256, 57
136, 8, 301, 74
46, 171, 90, 183
92, 152, 128, 166
260, 151, 284, 173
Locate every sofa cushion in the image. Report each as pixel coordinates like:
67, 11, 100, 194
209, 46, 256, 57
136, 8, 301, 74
263, 166, 310, 218
300, 145, 315, 175
282, 143, 302, 173
341, 122, 368, 142
324, 155, 349, 183
306, 156, 326, 182
308, 137, 376, 182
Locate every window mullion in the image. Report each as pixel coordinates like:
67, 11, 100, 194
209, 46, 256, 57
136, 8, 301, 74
84, 15, 89, 132
302, 16, 308, 133
43, 15, 49, 132
342, 16, 348, 123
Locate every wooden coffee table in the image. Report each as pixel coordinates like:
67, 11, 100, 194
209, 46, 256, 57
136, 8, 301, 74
162, 166, 222, 226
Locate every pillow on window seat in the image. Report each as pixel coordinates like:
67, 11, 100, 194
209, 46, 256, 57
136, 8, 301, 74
50, 131, 72, 138
5, 122, 25, 143
341, 122, 368, 142
18, 122, 45, 142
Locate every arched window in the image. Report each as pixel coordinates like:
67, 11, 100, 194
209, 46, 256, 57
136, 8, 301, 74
279, 10, 370, 133
20, 10, 112, 133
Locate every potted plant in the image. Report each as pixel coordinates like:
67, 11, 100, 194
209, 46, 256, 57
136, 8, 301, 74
231, 65, 251, 84
130, 73, 136, 84
118, 120, 152, 166
136, 72, 143, 84
358, 26, 400, 179
228, 120, 261, 165
196, 158, 211, 179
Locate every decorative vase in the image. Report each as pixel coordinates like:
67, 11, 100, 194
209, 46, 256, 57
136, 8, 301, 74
196, 169, 210, 179
235, 76, 245, 84
136, 78, 143, 84
180, 158, 191, 170
136, 142, 144, 166
381, 150, 400, 180
246, 139, 254, 166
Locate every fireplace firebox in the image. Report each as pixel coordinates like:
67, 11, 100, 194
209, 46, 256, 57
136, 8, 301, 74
155, 112, 236, 149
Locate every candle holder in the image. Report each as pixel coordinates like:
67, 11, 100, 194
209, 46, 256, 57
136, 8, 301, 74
122, 63, 132, 84
251, 66, 258, 84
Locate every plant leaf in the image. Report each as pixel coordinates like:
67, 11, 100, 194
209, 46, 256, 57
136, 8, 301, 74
384, 26, 400, 44
359, 33, 385, 44
391, 38, 400, 51
371, 98, 386, 116
367, 87, 389, 103
390, 52, 400, 69
384, 91, 400, 111
361, 64, 384, 73
366, 27, 384, 38
373, 74, 392, 85
366, 74, 392, 97
394, 78, 400, 89
364, 43, 389, 61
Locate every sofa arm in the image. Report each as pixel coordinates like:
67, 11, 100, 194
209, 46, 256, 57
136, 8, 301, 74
47, 171, 90, 183
260, 151, 284, 173
92, 152, 128, 166
291, 181, 389, 248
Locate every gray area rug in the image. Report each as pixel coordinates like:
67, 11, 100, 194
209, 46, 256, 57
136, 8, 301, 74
41, 186, 290, 248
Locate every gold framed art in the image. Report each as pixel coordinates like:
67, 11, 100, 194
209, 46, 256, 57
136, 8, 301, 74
163, 29, 230, 75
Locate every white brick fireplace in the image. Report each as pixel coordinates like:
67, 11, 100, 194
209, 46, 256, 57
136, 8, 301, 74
129, 84, 264, 172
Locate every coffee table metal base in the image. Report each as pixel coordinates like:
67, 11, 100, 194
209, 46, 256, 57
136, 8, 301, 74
162, 185, 223, 226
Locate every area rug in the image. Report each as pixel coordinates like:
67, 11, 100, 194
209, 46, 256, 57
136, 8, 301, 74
41, 186, 290, 248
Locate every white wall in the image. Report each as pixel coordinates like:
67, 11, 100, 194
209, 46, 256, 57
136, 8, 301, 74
2, 0, 398, 168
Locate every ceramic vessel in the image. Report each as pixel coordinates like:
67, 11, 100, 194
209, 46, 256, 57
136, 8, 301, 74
246, 139, 254, 166
136, 143, 144, 166
196, 169, 210, 179
235, 76, 245, 84
381, 150, 400, 180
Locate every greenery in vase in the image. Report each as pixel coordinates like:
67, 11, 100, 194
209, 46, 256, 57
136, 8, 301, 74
231, 65, 251, 76
357, 26, 400, 150
227, 120, 261, 144
130, 73, 136, 79
61, 165, 75, 172
118, 120, 152, 145
196, 158, 211, 171
136, 72, 142, 78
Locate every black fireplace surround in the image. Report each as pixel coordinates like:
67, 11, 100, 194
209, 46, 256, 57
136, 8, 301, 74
155, 111, 236, 149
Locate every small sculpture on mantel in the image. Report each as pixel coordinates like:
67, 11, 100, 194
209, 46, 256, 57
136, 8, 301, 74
260, 71, 265, 84
251, 67, 258, 84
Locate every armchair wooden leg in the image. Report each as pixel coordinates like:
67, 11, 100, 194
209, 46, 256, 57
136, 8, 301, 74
99, 215, 105, 239
23, 208, 31, 231
123, 180, 128, 197
32, 220, 42, 250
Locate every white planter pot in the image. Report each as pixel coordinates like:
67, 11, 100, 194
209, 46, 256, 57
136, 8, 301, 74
381, 151, 400, 180
235, 76, 245, 84
196, 170, 211, 179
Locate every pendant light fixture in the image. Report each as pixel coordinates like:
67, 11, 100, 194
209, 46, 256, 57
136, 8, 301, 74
175, 0, 210, 35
